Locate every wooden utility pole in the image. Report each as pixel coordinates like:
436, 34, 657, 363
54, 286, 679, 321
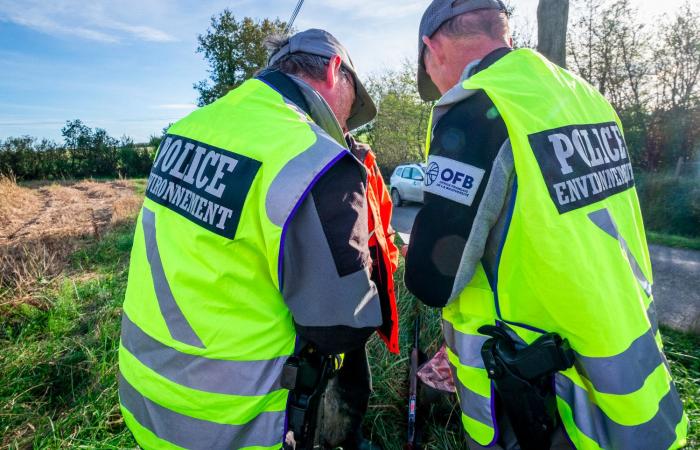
537, 0, 570, 68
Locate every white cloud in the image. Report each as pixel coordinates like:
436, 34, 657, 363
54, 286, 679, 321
98, 21, 176, 43
153, 103, 198, 111
318, 0, 426, 20
0, 0, 177, 43
3, 10, 120, 43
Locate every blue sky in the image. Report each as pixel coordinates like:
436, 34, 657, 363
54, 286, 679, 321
0, 0, 686, 143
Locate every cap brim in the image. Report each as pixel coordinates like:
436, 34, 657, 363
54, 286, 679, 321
346, 71, 377, 130
417, 63, 441, 102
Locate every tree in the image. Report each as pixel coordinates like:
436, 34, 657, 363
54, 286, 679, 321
0, 136, 35, 179
653, 3, 700, 111
537, 0, 570, 67
612, 1, 649, 112
567, 0, 654, 165
61, 119, 91, 150
650, 2, 700, 166
568, 0, 651, 111
511, 18, 537, 50
362, 62, 433, 175
566, 0, 700, 171
90, 127, 119, 176
62, 119, 93, 175
194, 12, 287, 106
61, 120, 120, 177
504, 1, 537, 49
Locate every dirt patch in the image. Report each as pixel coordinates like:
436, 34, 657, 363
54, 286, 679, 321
0, 177, 142, 303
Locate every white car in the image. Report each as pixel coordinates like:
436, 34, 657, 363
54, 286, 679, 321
390, 164, 425, 206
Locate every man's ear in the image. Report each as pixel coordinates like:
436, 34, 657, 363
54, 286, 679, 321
325, 55, 343, 89
422, 35, 443, 64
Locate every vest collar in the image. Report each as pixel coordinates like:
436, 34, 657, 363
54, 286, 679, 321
256, 69, 347, 148
473, 47, 512, 76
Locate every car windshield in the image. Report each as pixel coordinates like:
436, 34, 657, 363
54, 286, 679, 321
410, 168, 423, 180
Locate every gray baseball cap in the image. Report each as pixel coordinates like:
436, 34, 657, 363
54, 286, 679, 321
268, 28, 377, 130
417, 0, 507, 101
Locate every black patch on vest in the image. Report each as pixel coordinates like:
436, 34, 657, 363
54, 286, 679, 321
145, 134, 261, 239
528, 122, 635, 214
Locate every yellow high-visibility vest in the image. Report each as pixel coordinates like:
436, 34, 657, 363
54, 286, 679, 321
440, 49, 687, 450
119, 78, 349, 450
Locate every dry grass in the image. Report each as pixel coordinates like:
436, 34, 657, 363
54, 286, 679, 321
0, 177, 142, 309
0, 174, 39, 229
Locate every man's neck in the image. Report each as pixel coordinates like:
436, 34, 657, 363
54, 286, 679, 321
288, 75, 347, 147
444, 40, 509, 88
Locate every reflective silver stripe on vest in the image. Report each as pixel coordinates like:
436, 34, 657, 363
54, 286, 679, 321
556, 373, 684, 450
448, 362, 493, 427
574, 327, 665, 395
502, 319, 664, 396
442, 320, 488, 369
647, 301, 659, 335
588, 208, 652, 297
265, 122, 347, 227
645, 301, 672, 372
121, 313, 285, 396
119, 373, 284, 450
142, 207, 205, 348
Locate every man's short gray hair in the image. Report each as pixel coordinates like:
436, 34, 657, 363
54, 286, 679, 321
264, 33, 328, 81
436, 8, 510, 41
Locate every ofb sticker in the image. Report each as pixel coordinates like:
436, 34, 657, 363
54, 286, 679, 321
528, 122, 634, 214
423, 155, 485, 206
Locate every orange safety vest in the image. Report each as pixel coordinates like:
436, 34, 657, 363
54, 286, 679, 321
363, 148, 400, 354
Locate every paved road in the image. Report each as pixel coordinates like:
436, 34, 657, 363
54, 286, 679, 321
391, 205, 700, 334
648, 245, 700, 333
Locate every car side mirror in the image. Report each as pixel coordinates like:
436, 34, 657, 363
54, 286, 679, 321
414, 175, 424, 181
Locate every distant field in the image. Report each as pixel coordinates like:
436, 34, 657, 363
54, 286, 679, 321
0, 176, 144, 307
0, 178, 697, 449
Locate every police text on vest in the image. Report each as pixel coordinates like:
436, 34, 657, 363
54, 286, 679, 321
145, 135, 261, 239
529, 122, 635, 214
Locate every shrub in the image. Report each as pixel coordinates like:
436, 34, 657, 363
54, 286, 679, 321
0, 121, 158, 181
636, 171, 700, 238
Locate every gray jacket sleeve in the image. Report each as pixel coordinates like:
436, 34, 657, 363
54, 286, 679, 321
281, 154, 382, 354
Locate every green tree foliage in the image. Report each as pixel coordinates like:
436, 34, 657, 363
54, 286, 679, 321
0, 121, 156, 181
649, 3, 700, 167
563, 0, 700, 236
653, 3, 700, 112
568, 0, 700, 172
362, 62, 433, 176
194, 12, 287, 106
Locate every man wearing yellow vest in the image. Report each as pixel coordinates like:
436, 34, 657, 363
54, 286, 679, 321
118, 28, 387, 450
405, 1, 688, 449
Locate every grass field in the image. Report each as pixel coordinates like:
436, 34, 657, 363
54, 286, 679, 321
647, 232, 700, 251
0, 180, 698, 449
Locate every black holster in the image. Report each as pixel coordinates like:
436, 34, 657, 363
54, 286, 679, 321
479, 325, 576, 450
281, 345, 338, 450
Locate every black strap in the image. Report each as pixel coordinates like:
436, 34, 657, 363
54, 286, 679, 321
282, 346, 337, 450
473, 47, 513, 75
